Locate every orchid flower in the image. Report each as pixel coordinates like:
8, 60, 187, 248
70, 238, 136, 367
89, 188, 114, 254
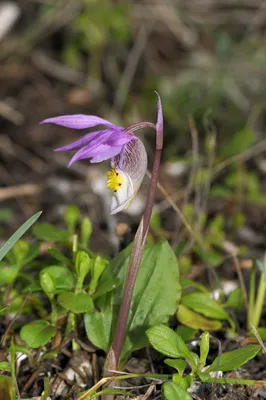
40, 94, 162, 215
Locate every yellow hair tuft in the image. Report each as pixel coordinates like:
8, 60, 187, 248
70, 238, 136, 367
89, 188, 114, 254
106, 169, 123, 192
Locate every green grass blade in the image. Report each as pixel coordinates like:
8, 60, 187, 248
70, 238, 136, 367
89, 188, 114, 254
0, 211, 42, 262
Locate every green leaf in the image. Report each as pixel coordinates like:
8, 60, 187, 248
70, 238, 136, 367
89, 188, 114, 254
5, 243, 39, 272
7, 344, 33, 360
58, 292, 94, 314
0, 376, 13, 399
175, 241, 189, 257
20, 242, 40, 266
41, 350, 58, 360
81, 216, 93, 247
0, 263, 19, 285
224, 288, 244, 310
20, 320, 56, 348
84, 291, 114, 352
0, 361, 10, 372
252, 328, 266, 340
0, 305, 9, 314
0, 211, 42, 262
207, 345, 261, 372
85, 241, 180, 360
207, 214, 225, 242
179, 255, 192, 276
48, 248, 72, 266
33, 223, 69, 242
196, 247, 224, 268
200, 332, 210, 369
64, 205, 80, 233
177, 304, 222, 331
163, 382, 193, 400
12, 240, 29, 265
120, 241, 181, 362
175, 325, 198, 342
180, 279, 208, 293
86, 240, 181, 363
89, 255, 109, 294
40, 272, 56, 300
197, 371, 211, 382
172, 373, 192, 390
220, 127, 255, 158
146, 325, 189, 359
40, 266, 74, 291
91, 278, 119, 300
75, 251, 92, 282
181, 293, 229, 320
164, 359, 187, 375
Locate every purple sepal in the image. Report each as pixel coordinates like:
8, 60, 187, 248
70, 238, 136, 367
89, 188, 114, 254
55, 129, 135, 153
68, 144, 123, 166
40, 114, 118, 130
54, 130, 108, 152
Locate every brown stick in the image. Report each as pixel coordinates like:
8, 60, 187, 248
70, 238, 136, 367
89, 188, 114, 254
0, 183, 43, 201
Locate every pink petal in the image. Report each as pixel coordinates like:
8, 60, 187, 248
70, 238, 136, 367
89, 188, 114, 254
54, 130, 111, 152
68, 143, 123, 166
40, 114, 118, 130
90, 145, 123, 163
106, 134, 136, 146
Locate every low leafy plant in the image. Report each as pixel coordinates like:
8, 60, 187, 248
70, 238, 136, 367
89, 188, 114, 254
18, 206, 112, 349
0, 212, 42, 320
85, 240, 181, 366
0, 206, 180, 369
177, 289, 235, 333
146, 325, 262, 400
63, 0, 130, 76
181, 205, 231, 268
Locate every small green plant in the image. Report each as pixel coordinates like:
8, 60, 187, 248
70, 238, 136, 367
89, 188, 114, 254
0, 212, 42, 319
210, 126, 266, 206
177, 288, 236, 333
146, 325, 262, 400
18, 206, 110, 349
85, 240, 181, 366
182, 205, 227, 268
63, 0, 130, 76
247, 256, 266, 338
1, 212, 180, 370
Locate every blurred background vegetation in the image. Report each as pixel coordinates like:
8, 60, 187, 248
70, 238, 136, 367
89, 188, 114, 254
1, 0, 266, 264
2, 3, 266, 396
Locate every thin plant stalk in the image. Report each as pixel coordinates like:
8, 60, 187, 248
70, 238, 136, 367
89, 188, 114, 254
252, 271, 266, 329
248, 265, 256, 329
10, 339, 18, 400
249, 322, 266, 354
248, 255, 266, 331
106, 94, 163, 370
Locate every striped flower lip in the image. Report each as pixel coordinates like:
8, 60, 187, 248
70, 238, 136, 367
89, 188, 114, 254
40, 93, 163, 214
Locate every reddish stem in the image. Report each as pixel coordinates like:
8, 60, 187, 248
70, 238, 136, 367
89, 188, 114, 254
112, 149, 162, 366
110, 114, 163, 368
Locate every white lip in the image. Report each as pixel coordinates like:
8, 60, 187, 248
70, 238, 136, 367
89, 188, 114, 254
110, 170, 134, 214
109, 138, 147, 214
